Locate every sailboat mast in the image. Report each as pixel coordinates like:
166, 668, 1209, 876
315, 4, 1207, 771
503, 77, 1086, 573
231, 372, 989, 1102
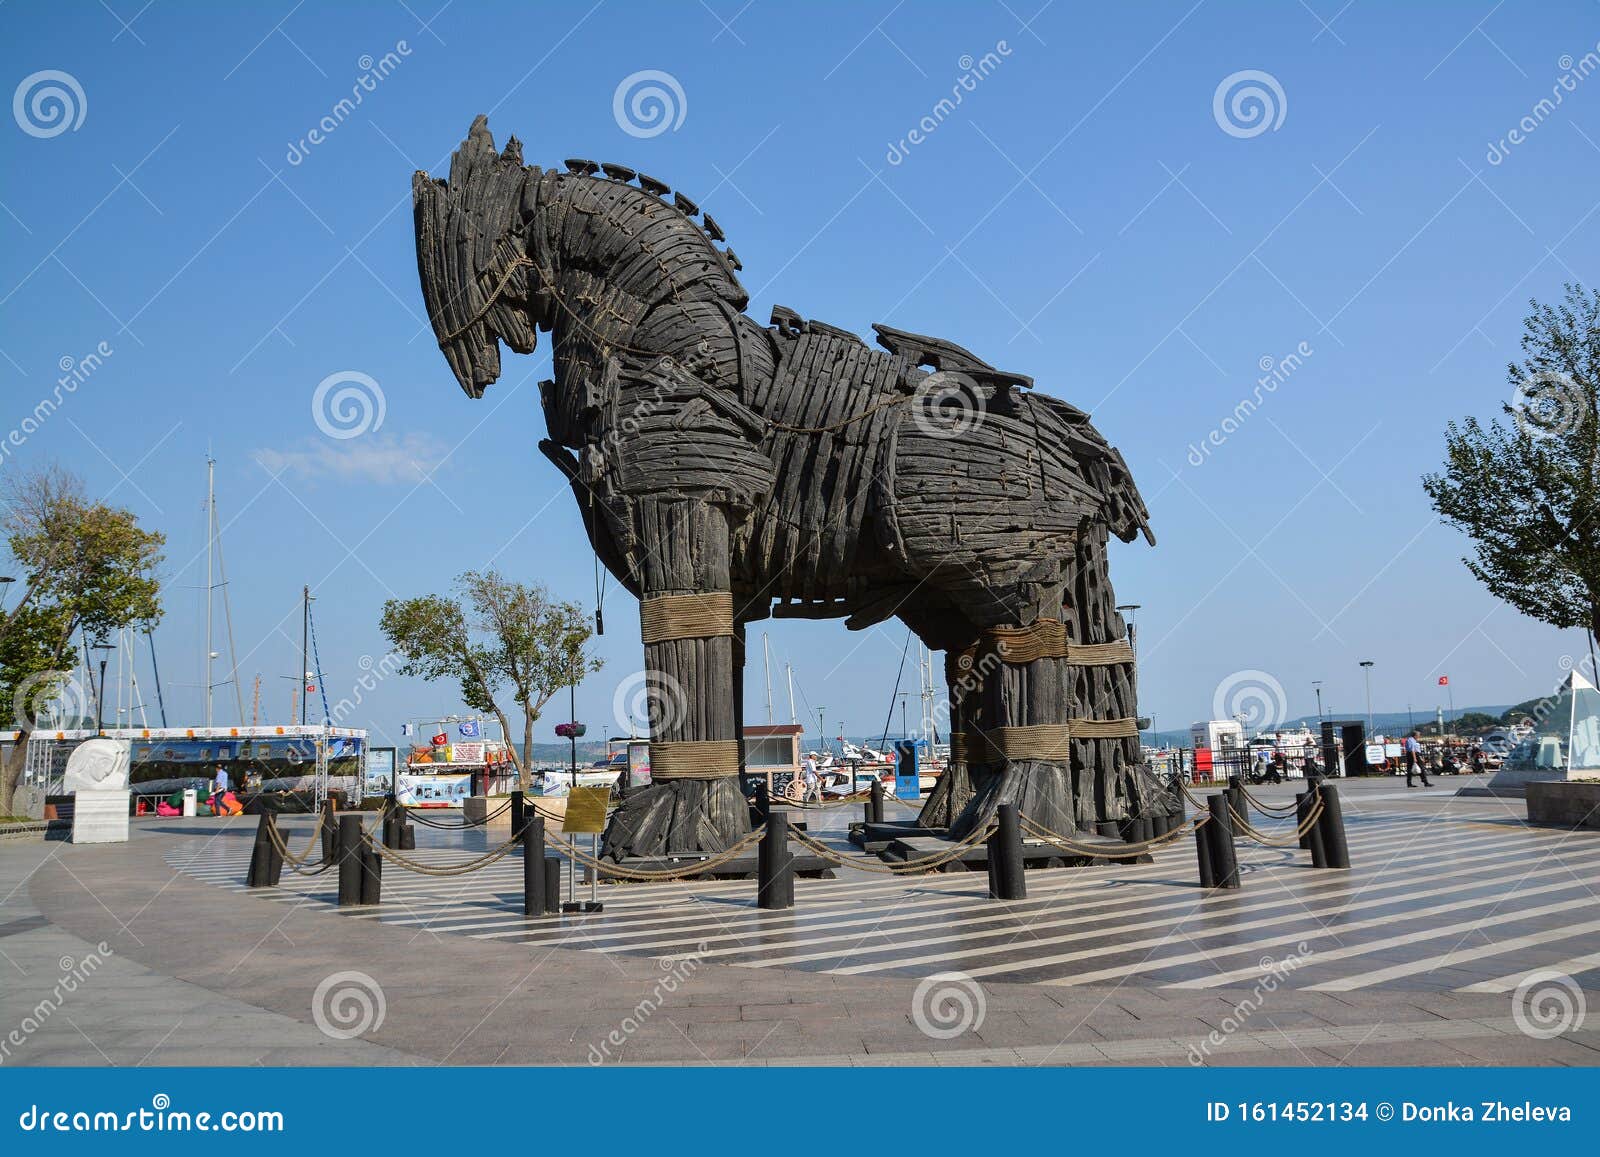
204, 455, 215, 728
786, 664, 796, 725
763, 633, 774, 724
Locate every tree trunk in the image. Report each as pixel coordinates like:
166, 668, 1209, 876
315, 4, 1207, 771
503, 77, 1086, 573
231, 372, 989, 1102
1, 728, 29, 817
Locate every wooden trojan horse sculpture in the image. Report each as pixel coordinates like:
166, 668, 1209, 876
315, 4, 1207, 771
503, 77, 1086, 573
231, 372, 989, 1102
413, 117, 1170, 860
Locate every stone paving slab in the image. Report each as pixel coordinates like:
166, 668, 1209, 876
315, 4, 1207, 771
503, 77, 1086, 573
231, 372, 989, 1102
1, 782, 1596, 1067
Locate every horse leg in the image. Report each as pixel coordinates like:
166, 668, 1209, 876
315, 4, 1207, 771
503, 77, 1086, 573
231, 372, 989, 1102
917, 647, 981, 829
600, 498, 751, 860
947, 603, 1079, 841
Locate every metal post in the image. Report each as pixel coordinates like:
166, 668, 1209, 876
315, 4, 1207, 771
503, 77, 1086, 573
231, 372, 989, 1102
543, 856, 562, 912
510, 789, 525, 838
758, 808, 794, 910
320, 798, 337, 863
1316, 782, 1350, 869
989, 803, 1027, 901
1205, 793, 1239, 890
869, 778, 884, 825
523, 813, 547, 917
336, 814, 363, 907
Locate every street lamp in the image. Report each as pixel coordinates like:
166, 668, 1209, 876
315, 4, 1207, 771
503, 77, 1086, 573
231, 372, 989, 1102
0, 575, 15, 611
1115, 604, 1141, 656
1359, 661, 1375, 735
92, 638, 115, 734
1312, 680, 1325, 725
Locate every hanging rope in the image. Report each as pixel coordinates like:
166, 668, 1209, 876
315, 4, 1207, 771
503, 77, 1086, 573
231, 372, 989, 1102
786, 823, 998, 876
1237, 783, 1301, 815
541, 825, 768, 881
263, 811, 325, 865
363, 832, 524, 876
404, 798, 514, 830
1018, 812, 1204, 857
1227, 801, 1324, 846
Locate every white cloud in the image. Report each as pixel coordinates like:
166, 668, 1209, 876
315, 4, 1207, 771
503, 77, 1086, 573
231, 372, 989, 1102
254, 432, 446, 485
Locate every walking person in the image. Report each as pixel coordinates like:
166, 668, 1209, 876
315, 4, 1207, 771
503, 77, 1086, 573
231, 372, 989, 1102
1403, 734, 1431, 787
800, 752, 821, 803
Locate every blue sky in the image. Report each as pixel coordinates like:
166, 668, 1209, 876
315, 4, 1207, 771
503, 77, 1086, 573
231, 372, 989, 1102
3, 0, 1598, 749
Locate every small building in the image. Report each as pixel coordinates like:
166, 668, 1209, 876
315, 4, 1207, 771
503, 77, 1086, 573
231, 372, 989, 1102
743, 723, 804, 792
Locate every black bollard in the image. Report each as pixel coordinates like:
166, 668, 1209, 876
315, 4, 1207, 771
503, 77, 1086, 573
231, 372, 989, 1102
989, 803, 1027, 901
758, 809, 794, 910
247, 812, 274, 887
360, 842, 382, 905
869, 778, 885, 825
1195, 818, 1216, 888
754, 781, 771, 827
510, 790, 525, 837
523, 814, 547, 917
320, 799, 337, 863
400, 822, 416, 851
266, 812, 285, 886
1170, 773, 1186, 821
336, 815, 364, 907
1205, 794, 1240, 890
1316, 782, 1350, 869
544, 855, 562, 912
1295, 792, 1310, 850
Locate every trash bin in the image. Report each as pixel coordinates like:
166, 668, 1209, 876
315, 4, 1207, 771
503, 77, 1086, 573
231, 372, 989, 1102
182, 788, 197, 817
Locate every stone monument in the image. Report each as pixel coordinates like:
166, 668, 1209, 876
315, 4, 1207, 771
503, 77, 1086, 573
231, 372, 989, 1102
65, 738, 132, 844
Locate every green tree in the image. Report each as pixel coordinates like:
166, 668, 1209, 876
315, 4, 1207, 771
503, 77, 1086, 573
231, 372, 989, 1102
1, 466, 164, 813
378, 570, 603, 788
1423, 284, 1600, 652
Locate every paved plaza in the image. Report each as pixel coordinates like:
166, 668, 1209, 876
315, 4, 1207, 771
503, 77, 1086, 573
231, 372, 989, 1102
3, 775, 1599, 1066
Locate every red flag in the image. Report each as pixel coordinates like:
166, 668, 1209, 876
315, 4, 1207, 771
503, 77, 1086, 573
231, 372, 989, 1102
1438, 675, 1449, 686
431, 731, 448, 747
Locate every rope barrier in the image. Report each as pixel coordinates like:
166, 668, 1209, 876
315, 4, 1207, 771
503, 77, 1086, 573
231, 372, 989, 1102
1018, 812, 1204, 857
541, 825, 768, 881
263, 811, 325, 865
1236, 783, 1300, 815
405, 797, 515, 830
787, 823, 997, 875
1227, 800, 1324, 846
362, 831, 525, 876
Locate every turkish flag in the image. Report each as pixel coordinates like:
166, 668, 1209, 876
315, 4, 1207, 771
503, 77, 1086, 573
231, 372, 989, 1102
1438, 675, 1449, 686
431, 731, 448, 746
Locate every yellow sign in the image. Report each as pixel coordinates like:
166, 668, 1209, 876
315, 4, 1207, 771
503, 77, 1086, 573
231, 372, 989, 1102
562, 786, 610, 834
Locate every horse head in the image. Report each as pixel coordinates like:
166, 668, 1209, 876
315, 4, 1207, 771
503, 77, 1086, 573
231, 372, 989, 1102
412, 115, 550, 398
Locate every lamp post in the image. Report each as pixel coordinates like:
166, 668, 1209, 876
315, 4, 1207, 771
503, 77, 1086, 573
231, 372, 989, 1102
1115, 604, 1141, 656
1359, 661, 1375, 735
1312, 680, 1324, 726
0, 575, 14, 612
92, 639, 115, 735
815, 707, 826, 755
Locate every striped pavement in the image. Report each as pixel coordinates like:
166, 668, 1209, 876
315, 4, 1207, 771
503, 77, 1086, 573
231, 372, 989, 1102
165, 806, 1600, 993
